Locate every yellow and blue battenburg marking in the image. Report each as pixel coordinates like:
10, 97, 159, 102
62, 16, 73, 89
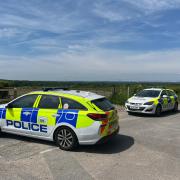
4, 108, 48, 133
158, 98, 164, 104
21, 108, 38, 123
174, 95, 178, 101
0, 108, 6, 119
56, 109, 79, 127
1, 107, 79, 132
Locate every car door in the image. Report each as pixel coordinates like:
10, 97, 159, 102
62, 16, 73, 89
35, 95, 61, 137
2, 94, 39, 135
160, 90, 168, 111
167, 90, 175, 110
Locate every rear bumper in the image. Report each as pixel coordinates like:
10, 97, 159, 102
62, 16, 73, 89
96, 126, 119, 144
78, 125, 120, 145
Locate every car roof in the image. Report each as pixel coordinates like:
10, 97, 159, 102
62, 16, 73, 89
144, 88, 163, 91
28, 90, 104, 101
144, 88, 174, 92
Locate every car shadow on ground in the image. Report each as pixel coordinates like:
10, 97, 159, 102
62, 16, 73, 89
75, 134, 134, 154
1, 133, 134, 154
128, 109, 180, 118
0, 132, 57, 147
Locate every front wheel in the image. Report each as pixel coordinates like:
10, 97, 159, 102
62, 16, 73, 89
155, 105, 162, 117
173, 102, 178, 112
54, 126, 78, 151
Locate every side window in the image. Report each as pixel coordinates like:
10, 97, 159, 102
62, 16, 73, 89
167, 90, 175, 96
38, 95, 60, 109
9, 95, 38, 108
167, 90, 171, 97
61, 98, 87, 110
161, 90, 167, 97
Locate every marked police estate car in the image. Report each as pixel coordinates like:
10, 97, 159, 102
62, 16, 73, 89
0, 89, 119, 150
125, 88, 178, 116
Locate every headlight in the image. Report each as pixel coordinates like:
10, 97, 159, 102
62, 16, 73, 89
125, 100, 129, 104
144, 101, 154, 105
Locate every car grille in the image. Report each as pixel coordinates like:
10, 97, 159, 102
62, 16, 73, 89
129, 103, 142, 106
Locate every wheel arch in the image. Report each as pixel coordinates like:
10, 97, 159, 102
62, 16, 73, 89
53, 123, 79, 142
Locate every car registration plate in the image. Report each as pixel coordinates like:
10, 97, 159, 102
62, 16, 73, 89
130, 106, 140, 110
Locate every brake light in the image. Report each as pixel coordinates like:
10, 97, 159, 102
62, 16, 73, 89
87, 113, 107, 121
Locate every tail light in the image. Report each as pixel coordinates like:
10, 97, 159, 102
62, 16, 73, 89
87, 113, 107, 121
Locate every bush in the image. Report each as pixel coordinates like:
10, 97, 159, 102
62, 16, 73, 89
109, 92, 127, 105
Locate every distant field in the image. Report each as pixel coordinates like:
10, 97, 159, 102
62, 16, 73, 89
0, 80, 180, 105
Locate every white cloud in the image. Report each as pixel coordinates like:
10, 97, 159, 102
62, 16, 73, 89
93, 0, 141, 22
0, 49, 180, 81
0, 0, 180, 82
127, 0, 180, 13
93, 0, 180, 22
0, 28, 20, 38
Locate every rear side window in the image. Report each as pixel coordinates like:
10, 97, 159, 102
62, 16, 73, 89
167, 90, 176, 96
9, 94, 38, 108
91, 98, 114, 111
38, 95, 60, 109
61, 98, 87, 110
161, 90, 167, 97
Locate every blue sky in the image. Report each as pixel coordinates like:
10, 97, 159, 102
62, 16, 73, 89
0, 0, 180, 81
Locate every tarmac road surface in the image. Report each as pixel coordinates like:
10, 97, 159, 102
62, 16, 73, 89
0, 109, 180, 180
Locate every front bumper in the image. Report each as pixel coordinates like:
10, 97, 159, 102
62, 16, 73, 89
125, 103, 156, 114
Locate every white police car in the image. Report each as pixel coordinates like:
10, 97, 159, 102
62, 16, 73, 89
0, 89, 119, 150
125, 88, 178, 116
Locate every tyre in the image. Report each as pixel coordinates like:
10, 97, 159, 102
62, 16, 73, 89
173, 102, 178, 112
54, 126, 78, 151
155, 105, 162, 117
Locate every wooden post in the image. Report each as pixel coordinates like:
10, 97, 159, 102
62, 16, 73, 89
14, 88, 17, 98
127, 86, 130, 98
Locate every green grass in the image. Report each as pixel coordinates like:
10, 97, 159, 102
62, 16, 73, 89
0, 80, 180, 105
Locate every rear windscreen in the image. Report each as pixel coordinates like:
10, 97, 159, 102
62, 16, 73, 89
91, 98, 115, 111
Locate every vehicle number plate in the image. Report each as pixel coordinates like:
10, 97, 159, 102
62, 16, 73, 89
130, 106, 139, 110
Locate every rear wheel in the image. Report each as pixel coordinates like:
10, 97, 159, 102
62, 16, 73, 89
54, 126, 78, 151
155, 105, 162, 117
173, 102, 178, 112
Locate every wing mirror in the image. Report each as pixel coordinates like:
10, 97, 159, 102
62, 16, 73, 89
162, 95, 168, 98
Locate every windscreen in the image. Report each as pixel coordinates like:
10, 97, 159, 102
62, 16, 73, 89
135, 90, 161, 98
91, 98, 115, 111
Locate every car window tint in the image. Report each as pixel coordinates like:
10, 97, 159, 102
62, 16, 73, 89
38, 95, 60, 109
91, 98, 114, 111
161, 90, 167, 97
10, 95, 38, 108
167, 90, 175, 96
135, 90, 161, 98
61, 98, 87, 110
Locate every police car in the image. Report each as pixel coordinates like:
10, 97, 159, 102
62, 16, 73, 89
0, 88, 119, 150
125, 88, 178, 116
